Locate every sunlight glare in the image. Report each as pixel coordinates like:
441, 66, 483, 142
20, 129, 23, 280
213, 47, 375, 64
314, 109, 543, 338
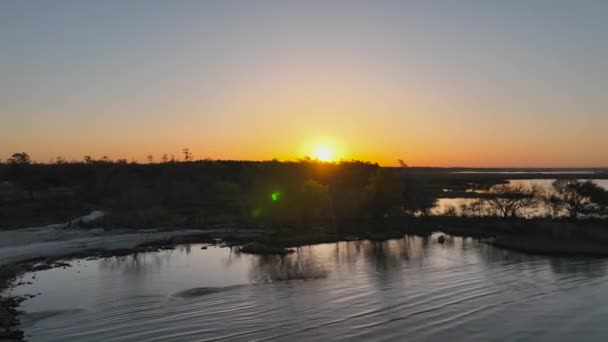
314, 146, 334, 162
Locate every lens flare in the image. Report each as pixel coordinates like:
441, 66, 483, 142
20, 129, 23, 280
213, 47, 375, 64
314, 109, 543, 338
271, 191, 281, 201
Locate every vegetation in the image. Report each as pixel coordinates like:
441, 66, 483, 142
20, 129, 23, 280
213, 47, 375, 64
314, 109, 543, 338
0, 152, 607, 233
0, 153, 400, 229
549, 179, 608, 219
437, 181, 607, 220
485, 183, 540, 218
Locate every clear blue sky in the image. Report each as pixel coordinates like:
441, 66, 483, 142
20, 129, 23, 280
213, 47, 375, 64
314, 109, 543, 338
1, 1, 607, 166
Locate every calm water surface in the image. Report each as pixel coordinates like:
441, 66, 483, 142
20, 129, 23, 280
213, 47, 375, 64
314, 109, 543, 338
7, 235, 608, 341
435, 179, 608, 216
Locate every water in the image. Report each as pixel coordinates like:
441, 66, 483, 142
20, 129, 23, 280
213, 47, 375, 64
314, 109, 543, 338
450, 171, 604, 174
508, 179, 608, 190
434, 179, 608, 216
6, 236, 608, 341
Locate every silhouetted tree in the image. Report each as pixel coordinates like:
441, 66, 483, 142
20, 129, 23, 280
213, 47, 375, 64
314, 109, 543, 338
7, 152, 31, 164
458, 199, 486, 217
552, 180, 606, 219
298, 179, 332, 220
5, 152, 40, 200
402, 173, 436, 216
147, 155, 154, 164
363, 169, 403, 219
442, 204, 458, 216
543, 193, 564, 218
182, 148, 192, 162
485, 183, 540, 218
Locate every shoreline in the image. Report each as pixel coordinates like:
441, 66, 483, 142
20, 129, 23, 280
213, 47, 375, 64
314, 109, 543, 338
0, 226, 261, 341
487, 236, 608, 257
2, 217, 608, 340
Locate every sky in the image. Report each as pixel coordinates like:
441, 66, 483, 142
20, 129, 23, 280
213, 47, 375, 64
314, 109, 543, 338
1, 0, 607, 167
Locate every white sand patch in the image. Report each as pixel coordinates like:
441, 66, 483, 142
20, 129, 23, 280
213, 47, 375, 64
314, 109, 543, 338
0, 211, 244, 266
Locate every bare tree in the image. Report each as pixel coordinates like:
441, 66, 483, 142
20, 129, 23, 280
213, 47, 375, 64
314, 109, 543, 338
147, 155, 154, 164
182, 148, 192, 162
442, 204, 458, 216
485, 183, 540, 218
542, 193, 563, 218
551, 179, 604, 219
458, 199, 486, 217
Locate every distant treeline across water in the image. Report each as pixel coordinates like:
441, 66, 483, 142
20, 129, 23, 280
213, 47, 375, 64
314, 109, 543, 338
1, 153, 607, 229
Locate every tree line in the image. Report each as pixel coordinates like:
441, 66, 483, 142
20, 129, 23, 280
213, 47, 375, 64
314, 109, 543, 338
443, 180, 608, 219
0, 152, 416, 228
1, 151, 606, 229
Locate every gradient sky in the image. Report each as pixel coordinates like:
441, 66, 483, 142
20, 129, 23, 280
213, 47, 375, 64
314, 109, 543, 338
1, 1, 607, 167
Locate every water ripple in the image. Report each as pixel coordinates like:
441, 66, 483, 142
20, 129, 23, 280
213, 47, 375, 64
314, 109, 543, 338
8, 238, 608, 342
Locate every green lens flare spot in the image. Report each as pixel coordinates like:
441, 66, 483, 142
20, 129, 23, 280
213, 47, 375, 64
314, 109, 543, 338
271, 191, 281, 201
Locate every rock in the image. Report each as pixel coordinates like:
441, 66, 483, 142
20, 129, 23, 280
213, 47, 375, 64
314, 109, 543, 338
437, 235, 446, 244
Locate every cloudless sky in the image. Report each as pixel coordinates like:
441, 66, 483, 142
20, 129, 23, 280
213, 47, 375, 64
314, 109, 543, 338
1, 0, 607, 167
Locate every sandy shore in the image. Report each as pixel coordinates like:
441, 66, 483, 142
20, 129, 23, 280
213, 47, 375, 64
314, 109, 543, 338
0, 226, 218, 267
0, 212, 263, 340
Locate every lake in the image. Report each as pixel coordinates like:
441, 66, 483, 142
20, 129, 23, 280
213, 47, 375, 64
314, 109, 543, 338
6, 235, 608, 341
450, 171, 605, 175
434, 179, 608, 216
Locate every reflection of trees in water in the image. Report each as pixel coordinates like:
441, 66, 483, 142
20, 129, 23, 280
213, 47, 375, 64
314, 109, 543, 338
362, 241, 403, 273
98, 250, 174, 274
328, 237, 434, 273
475, 244, 608, 279
331, 241, 364, 272
248, 250, 328, 283
549, 258, 607, 279
248, 237, 435, 285
474, 242, 544, 268
326, 237, 431, 280
179, 245, 192, 255
222, 246, 244, 268
437, 235, 475, 251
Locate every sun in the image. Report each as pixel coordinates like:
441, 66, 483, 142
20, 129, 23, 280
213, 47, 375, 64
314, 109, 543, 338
314, 146, 334, 162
